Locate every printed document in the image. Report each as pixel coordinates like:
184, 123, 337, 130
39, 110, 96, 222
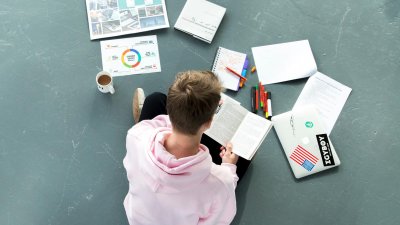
100, 35, 161, 76
292, 72, 352, 134
86, 0, 170, 40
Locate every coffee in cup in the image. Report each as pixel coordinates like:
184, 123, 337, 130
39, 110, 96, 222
96, 71, 115, 94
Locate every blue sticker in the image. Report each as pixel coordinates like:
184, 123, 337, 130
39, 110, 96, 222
302, 159, 315, 171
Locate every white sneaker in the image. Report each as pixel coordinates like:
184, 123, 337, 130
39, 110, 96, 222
133, 88, 145, 123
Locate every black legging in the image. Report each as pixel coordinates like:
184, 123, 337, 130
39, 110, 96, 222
139, 92, 250, 180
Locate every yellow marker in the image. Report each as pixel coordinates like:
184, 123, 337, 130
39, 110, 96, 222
251, 66, 256, 73
265, 111, 269, 118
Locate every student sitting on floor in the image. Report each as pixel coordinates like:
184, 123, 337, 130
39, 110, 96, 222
123, 70, 239, 225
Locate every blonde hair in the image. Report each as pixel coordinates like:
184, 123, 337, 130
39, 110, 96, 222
167, 70, 222, 135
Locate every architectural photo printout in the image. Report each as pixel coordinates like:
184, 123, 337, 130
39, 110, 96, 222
86, 0, 169, 40
100, 35, 161, 76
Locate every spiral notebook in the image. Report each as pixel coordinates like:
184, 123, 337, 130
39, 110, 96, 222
211, 47, 247, 91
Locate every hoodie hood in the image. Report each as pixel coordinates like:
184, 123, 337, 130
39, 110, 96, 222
142, 126, 212, 193
124, 115, 239, 225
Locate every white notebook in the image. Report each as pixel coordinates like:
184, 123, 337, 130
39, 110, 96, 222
174, 0, 226, 43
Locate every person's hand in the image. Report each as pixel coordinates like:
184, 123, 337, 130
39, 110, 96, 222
220, 142, 239, 165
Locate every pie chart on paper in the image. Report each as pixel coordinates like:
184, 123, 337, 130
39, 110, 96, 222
122, 49, 141, 68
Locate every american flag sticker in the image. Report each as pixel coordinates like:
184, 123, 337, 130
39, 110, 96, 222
290, 145, 319, 171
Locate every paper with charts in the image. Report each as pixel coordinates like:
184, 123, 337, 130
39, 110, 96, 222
100, 35, 161, 76
86, 0, 169, 40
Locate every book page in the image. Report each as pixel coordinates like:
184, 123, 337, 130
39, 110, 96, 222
212, 47, 246, 91
231, 113, 272, 160
174, 0, 226, 43
205, 103, 248, 146
220, 93, 241, 105
251, 40, 317, 84
292, 72, 352, 134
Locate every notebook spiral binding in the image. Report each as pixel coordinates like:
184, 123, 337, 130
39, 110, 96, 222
211, 47, 222, 72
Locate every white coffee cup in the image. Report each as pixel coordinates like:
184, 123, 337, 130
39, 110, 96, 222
96, 71, 115, 94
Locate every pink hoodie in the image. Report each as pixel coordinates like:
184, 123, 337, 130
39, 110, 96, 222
123, 115, 238, 225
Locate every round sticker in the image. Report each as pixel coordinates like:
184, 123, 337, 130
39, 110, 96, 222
305, 121, 314, 128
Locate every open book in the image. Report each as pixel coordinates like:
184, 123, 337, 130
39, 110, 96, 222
205, 96, 273, 160
251, 40, 317, 84
174, 0, 226, 43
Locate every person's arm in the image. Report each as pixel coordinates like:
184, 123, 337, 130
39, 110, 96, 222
197, 143, 239, 224
219, 142, 239, 186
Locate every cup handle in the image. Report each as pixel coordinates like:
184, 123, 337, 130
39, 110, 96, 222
109, 86, 115, 94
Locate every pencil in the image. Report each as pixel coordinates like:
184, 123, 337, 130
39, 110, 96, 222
226, 67, 247, 81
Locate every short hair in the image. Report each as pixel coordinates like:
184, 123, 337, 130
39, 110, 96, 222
167, 70, 222, 135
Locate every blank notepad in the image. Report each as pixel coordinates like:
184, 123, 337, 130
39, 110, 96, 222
252, 40, 317, 85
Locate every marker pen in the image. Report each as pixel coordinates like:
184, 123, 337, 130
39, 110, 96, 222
263, 92, 267, 112
251, 86, 256, 113
267, 92, 272, 120
255, 85, 259, 111
259, 82, 263, 108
